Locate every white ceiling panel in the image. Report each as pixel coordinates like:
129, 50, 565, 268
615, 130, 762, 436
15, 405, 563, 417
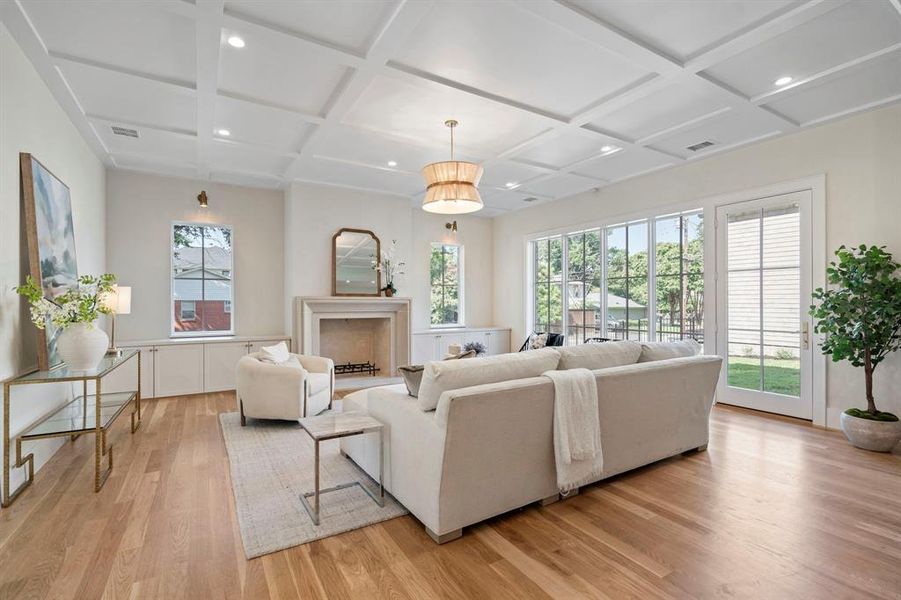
218, 25, 352, 115
393, 1, 650, 117
569, 0, 797, 61
573, 147, 674, 181
225, 0, 398, 55
343, 75, 550, 155
113, 154, 197, 179
21, 0, 196, 84
516, 130, 620, 169
703, 1, 901, 99
92, 119, 197, 164
295, 158, 424, 196
209, 142, 292, 176
762, 51, 901, 124
647, 110, 780, 159
591, 81, 728, 141
479, 161, 549, 190
211, 170, 282, 190
518, 173, 601, 198
58, 62, 196, 132
480, 190, 550, 212
214, 96, 317, 153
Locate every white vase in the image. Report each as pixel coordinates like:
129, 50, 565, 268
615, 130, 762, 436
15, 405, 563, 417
57, 322, 109, 371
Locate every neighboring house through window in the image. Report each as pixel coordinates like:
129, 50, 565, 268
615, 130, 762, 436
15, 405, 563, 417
430, 243, 463, 326
172, 223, 234, 335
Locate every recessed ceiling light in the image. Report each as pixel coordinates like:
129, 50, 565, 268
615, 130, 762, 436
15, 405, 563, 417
601, 145, 615, 152
217, 129, 230, 137
774, 76, 793, 86
227, 36, 245, 49
505, 182, 517, 188
387, 160, 397, 167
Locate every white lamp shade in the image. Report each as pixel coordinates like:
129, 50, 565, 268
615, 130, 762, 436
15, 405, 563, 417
103, 285, 132, 314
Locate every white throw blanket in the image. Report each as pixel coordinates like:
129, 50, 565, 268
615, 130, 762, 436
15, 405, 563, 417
542, 368, 604, 493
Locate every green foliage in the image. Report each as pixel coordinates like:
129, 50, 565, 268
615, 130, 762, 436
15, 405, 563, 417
16, 273, 116, 329
810, 245, 901, 414
844, 407, 899, 422
431, 244, 459, 325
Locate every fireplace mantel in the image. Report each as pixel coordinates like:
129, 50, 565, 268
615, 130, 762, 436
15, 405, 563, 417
294, 296, 412, 375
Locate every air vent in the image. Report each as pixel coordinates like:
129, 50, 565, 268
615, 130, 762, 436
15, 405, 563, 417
523, 197, 538, 203
686, 140, 714, 152
111, 126, 138, 138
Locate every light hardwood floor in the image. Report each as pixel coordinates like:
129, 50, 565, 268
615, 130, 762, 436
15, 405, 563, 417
0, 392, 899, 599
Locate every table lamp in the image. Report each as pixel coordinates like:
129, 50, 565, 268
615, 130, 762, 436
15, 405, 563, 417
102, 285, 131, 356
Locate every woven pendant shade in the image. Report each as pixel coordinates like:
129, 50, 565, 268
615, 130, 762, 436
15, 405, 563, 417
421, 160, 484, 214
420, 119, 484, 214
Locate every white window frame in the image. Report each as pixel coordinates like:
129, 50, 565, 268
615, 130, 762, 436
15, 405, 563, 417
430, 242, 464, 328
170, 221, 235, 337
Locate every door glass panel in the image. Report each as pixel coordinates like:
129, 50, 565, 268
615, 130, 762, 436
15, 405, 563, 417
727, 211, 762, 390
762, 206, 801, 396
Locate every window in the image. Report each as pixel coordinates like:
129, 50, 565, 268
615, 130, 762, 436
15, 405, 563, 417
180, 300, 196, 321
654, 212, 704, 341
430, 243, 462, 326
532, 236, 563, 334
528, 210, 703, 345
172, 223, 233, 335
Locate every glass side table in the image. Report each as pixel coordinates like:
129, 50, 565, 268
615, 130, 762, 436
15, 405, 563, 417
2, 350, 142, 507
297, 411, 384, 526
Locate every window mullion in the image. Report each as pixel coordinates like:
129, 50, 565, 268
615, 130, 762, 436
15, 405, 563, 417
648, 219, 656, 342
561, 235, 569, 342
601, 228, 608, 339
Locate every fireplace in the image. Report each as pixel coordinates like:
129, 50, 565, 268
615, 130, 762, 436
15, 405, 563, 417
295, 297, 411, 377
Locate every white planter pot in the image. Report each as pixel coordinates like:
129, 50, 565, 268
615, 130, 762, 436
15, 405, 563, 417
840, 411, 901, 452
57, 322, 109, 371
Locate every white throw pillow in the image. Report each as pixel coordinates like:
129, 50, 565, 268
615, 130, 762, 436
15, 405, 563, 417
259, 341, 291, 364
557, 341, 642, 370
528, 332, 549, 349
638, 339, 702, 362
417, 348, 561, 411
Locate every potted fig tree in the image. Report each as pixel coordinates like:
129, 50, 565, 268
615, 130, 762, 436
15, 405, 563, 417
809, 245, 901, 452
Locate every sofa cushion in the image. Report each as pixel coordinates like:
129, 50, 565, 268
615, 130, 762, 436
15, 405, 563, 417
557, 341, 641, 370
638, 339, 702, 362
417, 348, 561, 411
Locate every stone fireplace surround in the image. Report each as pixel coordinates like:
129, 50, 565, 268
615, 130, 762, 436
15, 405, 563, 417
294, 297, 412, 377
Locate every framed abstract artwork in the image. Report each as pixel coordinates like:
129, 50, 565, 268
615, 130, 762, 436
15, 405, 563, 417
20, 153, 78, 370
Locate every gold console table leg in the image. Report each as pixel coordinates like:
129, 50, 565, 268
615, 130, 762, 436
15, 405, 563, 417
3, 382, 35, 508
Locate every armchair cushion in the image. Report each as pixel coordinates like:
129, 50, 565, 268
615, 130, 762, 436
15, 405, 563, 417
259, 341, 291, 364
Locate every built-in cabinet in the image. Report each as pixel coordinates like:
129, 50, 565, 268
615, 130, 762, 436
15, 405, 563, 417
103, 336, 290, 399
412, 328, 511, 363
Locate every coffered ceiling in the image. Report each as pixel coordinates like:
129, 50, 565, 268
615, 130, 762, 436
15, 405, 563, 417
4, 0, 900, 216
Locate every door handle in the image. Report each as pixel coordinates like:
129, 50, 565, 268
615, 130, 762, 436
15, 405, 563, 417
801, 321, 810, 350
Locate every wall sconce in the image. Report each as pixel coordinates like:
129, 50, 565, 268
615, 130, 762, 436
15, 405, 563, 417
445, 220, 458, 233
198, 190, 209, 208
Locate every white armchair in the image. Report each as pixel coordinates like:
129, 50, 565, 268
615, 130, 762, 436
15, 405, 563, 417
236, 353, 335, 425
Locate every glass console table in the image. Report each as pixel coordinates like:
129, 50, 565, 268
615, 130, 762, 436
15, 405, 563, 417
2, 350, 142, 507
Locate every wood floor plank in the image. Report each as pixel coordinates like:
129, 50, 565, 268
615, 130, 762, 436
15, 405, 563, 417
0, 394, 898, 600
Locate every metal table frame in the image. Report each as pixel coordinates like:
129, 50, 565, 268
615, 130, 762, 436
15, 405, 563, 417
2, 350, 141, 507
298, 416, 384, 526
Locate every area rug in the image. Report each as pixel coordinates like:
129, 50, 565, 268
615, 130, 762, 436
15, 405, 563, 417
219, 412, 408, 558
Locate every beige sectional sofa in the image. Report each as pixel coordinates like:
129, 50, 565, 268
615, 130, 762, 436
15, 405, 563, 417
340, 340, 722, 543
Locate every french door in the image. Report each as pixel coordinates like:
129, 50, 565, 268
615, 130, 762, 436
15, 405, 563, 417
715, 190, 813, 419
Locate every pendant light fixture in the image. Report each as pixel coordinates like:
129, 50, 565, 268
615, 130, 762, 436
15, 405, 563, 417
420, 119, 483, 214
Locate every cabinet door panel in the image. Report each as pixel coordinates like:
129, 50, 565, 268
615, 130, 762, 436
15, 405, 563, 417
154, 345, 204, 398
488, 331, 511, 355
204, 342, 249, 392
412, 335, 435, 364
434, 333, 464, 358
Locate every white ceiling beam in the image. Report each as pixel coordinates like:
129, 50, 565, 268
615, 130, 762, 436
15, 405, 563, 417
2, 1, 111, 163
49, 51, 196, 91
195, 0, 225, 180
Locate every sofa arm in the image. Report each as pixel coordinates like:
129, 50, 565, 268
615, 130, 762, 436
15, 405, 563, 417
294, 354, 333, 374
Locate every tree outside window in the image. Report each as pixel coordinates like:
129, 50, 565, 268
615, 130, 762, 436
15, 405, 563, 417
430, 243, 462, 326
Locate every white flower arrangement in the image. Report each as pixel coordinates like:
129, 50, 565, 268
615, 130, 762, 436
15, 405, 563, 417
16, 273, 116, 330
372, 240, 406, 293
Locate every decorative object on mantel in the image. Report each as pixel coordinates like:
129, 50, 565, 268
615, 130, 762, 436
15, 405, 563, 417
19, 152, 79, 370
197, 190, 208, 208
16, 273, 116, 371
373, 239, 405, 297
332, 228, 381, 296
463, 341, 487, 356
101, 284, 131, 356
420, 119, 483, 214
809, 244, 901, 452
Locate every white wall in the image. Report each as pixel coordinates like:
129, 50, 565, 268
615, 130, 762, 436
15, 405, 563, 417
0, 23, 107, 495
106, 170, 285, 341
493, 103, 901, 427
285, 182, 495, 336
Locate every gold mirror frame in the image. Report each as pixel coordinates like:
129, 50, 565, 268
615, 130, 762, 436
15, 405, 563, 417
332, 228, 381, 297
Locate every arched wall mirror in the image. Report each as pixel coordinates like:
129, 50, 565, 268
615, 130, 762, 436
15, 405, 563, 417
332, 228, 381, 296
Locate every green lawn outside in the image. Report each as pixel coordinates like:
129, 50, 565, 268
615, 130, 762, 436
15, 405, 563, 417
727, 356, 800, 397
